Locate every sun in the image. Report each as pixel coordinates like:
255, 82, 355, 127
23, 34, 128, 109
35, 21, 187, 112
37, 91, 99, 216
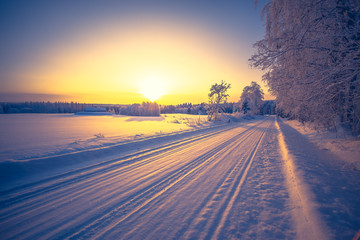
139, 76, 167, 102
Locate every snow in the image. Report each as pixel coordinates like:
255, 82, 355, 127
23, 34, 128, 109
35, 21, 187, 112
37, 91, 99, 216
284, 119, 360, 170
0, 115, 359, 239
277, 118, 360, 239
276, 120, 329, 240
0, 113, 210, 162
0, 113, 228, 189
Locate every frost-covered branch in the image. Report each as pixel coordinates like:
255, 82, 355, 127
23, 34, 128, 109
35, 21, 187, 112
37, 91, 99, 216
250, 0, 360, 133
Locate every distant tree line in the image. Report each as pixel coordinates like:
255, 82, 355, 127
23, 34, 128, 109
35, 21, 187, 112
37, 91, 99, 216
204, 80, 274, 121
161, 103, 207, 115
0, 102, 88, 114
237, 81, 264, 115
120, 102, 160, 116
261, 100, 276, 115
0, 97, 275, 117
0, 101, 162, 116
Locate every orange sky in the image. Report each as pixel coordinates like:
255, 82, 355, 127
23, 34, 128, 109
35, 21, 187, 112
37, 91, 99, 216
0, 1, 272, 104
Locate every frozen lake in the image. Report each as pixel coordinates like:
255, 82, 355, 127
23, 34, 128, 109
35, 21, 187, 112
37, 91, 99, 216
0, 113, 209, 161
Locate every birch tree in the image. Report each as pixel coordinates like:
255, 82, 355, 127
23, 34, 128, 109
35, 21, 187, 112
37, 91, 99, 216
250, 0, 360, 132
239, 81, 264, 115
207, 80, 231, 120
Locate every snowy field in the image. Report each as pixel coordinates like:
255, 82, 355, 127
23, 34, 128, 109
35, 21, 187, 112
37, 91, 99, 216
0, 113, 210, 162
285, 119, 360, 171
0, 115, 359, 239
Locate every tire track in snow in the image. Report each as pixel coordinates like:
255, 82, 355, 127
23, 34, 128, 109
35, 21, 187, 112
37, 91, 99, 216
0, 140, 209, 234
0, 125, 246, 239
120, 122, 265, 240
0, 132, 228, 224
0, 122, 245, 200
31, 129, 253, 240
275, 119, 329, 240
0, 120, 268, 240
179, 119, 270, 240
209, 120, 269, 240
0, 122, 245, 208
211, 121, 268, 240
64, 122, 265, 240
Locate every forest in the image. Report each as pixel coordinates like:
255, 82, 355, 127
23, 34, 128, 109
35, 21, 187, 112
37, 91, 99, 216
0, 99, 275, 117
250, 0, 360, 133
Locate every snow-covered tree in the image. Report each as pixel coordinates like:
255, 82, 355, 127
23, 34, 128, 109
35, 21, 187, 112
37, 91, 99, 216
120, 102, 160, 116
207, 80, 231, 120
250, 0, 360, 133
239, 81, 264, 115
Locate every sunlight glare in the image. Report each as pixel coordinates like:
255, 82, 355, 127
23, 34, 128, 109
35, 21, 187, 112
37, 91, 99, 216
139, 76, 167, 102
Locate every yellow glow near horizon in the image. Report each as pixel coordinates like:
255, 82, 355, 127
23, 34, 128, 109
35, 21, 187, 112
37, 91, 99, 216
139, 76, 167, 102
13, 19, 272, 104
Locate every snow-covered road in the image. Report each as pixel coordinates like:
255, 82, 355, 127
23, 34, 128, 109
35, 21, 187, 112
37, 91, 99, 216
0, 116, 359, 239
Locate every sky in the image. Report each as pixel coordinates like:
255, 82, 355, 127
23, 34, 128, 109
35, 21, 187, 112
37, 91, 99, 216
0, 0, 270, 104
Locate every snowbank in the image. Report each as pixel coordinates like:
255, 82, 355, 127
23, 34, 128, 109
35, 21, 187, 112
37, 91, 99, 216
284, 119, 360, 170
278, 118, 360, 239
